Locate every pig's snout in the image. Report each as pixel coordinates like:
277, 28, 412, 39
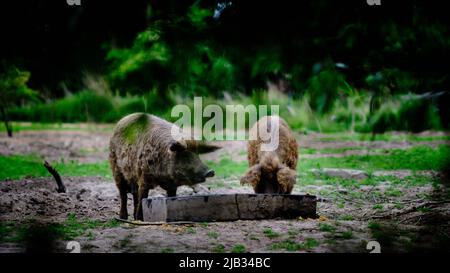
204, 169, 215, 178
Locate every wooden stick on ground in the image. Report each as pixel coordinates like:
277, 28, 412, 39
115, 218, 196, 226
43, 161, 66, 193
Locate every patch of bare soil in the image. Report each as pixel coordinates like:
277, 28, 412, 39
1, 130, 449, 253
1, 174, 448, 253
0, 131, 110, 163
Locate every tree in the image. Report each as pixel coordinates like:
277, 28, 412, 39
0, 67, 38, 137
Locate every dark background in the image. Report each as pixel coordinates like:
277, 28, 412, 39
1, 0, 449, 95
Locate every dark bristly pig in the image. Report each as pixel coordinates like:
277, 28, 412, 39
109, 113, 220, 220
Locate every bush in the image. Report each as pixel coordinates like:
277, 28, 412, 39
397, 98, 442, 132
363, 95, 443, 133
102, 97, 146, 123
306, 68, 347, 114
10, 90, 113, 123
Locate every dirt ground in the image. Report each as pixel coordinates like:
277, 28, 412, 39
0, 130, 449, 253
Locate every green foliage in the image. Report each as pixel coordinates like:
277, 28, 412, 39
0, 67, 38, 135
8, 87, 447, 135
188, 1, 211, 28
397, 98, 442, 132
366, 69, 418, 95
10, 89, 174, 123
9, 90, 113, 123
0, 67, 38, 107
307, 68, 347, 114
106, 24, 170, 92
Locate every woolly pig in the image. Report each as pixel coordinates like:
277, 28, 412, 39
240, 116, 298, 194
109, 113, 220, 220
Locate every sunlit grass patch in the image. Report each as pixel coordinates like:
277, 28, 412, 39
0, 155, 111, 180
0, 121, 114, 133
206, 145, 450, 182
205, 158, 248, 179
316, 132, 450, 142
299, 145, 450, 172
270, 238, 319, 251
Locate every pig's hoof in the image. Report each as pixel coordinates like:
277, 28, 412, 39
119, 213, 128, 220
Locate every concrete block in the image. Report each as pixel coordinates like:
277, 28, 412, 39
142, 194, 316, 222
312, 168, 369, 180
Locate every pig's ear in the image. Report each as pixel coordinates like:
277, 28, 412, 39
194, 142, 222, 154
169, 140, 187, 152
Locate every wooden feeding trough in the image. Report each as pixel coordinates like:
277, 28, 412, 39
142, 194, 317, 223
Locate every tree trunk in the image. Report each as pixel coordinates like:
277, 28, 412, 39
0, 106, 13, 137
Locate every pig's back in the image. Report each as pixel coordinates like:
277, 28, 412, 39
109, 113, 177, 181
248, 115, 298, 169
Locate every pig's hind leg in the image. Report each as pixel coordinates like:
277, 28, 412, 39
114, 173, 129, 220
130, 181, 140, 220
135, 182, 150, 221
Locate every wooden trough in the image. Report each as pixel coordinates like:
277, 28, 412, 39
142, 194, 317, 223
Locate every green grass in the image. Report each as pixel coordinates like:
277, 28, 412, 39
207, 231, 219, 239
0, 155, 111, 180
317, 132, 450, 142
319, 223, 336, 233
416, 207, 432, 213
0, 214, 121, 243
367, 221, 417, 249
205, 158, 248, 179
185, 227, 196, 234
231, 244, 246, 253
339, 215, 354, 221
301, 146, 366, 154
0, 121, 114, 133
341, 231, 353, 239
212, 244, 225, 253
300, 145, 450, 172
270, 238, 319, 251
263, 228, 280, 239
385, 188, 403, 197
205, 145, 450, 183
300, 147, 317, 154
160, 248, 174, 253
372, 204, 384, 210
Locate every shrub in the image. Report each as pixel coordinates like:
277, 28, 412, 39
10, 90, 113, 123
